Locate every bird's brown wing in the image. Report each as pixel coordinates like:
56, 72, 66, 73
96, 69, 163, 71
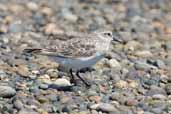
24, 35, 97, 58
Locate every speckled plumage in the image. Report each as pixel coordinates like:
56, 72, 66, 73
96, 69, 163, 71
24, 31, 113, 58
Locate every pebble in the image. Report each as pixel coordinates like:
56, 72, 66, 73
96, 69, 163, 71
37, 96, 49, 103
165, 83, 171, 95
88, 95, 101, 103
39, 84, 49, 89
0, 86, 16, 98
90, 103, 117, 112
13, 99, 23, 110
134, 50, 153, 58
41, 7, 53, 16
18, 109, 38, 114
0, 70, 8, 79
154, 60, 166, 68
107, 59, 121, 70
27, 2, 39, 11
8, 21, 25, 33
14, 64, 29, 77
152, 94, 166, 100
0, 24, 8, 33
61, 9, 78, 22
134, 61, 157, 70
143, 112, 155, 114
43, 23, 63, 35
125, 99, 138, 106
124, 41, 142, 51
51, 78, 71, 86
59, 95, 73, 104
118, 31, 133, 42
114, 80, 128, 88
146, 85, 166, 96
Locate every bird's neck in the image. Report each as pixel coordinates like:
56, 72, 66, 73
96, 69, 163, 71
95, 39, 111, 52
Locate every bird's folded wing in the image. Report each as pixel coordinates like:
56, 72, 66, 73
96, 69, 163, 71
23, 37, 97, 58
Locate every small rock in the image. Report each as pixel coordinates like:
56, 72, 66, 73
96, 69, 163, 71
78, 111, 87, 114
107, 59, 121, 69
62, 105, 71, 113
125, 99, 138, 106
13, 100, 23, 110
90, 103, 117, 112
128, 80, 139, 88
110, 92, 121, 101
88, 95, 101, 103
152, 94, 166, 100
52, 78, 71, 86
61, 9, 78, 22
114, 80, 128, 88
33, 12, 46, 26
124, 41, 142, 51
154, 60, 166, 68
150, 108, 163, 114
38, 74, 51, 84
9, 21, 25, 33
0, 70, 7, 79
0, 86, 16, 98
18, 109, 38, 114
46, 94, 58, 102
14, 64, 29, 77
134, 61, 157, 70
143, 111, 155, 114
59, 95, 73, 104
27, 2, 39, 11
0, 24, 8, 33
39, 84, 49, 89
37, 96, 49, 103
134, 50, 153, 58
165, 83, 171, 95
118, 31, 133, 42
146, 85, 166, 96
43, 23, 63, 35
41, 7, 53, 16
8, 4, 24, 13
164, 41, 171, 50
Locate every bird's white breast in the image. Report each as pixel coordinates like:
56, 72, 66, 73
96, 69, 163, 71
49, 52, 105, 72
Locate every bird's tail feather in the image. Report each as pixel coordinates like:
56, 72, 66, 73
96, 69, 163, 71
23, 48, 60, 57
23, 48, 43, 54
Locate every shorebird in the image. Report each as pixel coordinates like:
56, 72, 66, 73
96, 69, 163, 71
23, 30, 115, 86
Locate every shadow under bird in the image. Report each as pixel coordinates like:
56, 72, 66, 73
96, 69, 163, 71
23, 30, 117, 87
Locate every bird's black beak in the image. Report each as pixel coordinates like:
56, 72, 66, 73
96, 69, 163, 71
112, 35, 122, 43
112, 33, 123, 43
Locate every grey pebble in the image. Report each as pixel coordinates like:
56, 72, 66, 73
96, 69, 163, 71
146, 85, 166, 96
18, 109, 38, 114
165, 83, 171, 95
90, 103, 118, 112
134, 61, 157, 70
0, 70, 8, 79
154, 60, 166, 68
39, 84, 49, 89
13, 100, 23, 110
0, 86, 16, 98
143, 112, 155, 114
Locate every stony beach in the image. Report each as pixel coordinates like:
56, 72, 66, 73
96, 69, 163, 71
0, 0, 171, 114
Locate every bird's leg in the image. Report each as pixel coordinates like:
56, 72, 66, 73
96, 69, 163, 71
69, 69, 76, 84
76, 70, 91, 87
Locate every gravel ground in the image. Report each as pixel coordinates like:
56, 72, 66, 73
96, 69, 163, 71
0, 0, 171, 114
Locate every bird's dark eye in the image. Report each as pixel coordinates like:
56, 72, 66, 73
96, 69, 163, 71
104, 32, 112, 36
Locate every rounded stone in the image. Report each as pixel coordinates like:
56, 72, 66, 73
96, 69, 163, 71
0, 86, 16, 98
